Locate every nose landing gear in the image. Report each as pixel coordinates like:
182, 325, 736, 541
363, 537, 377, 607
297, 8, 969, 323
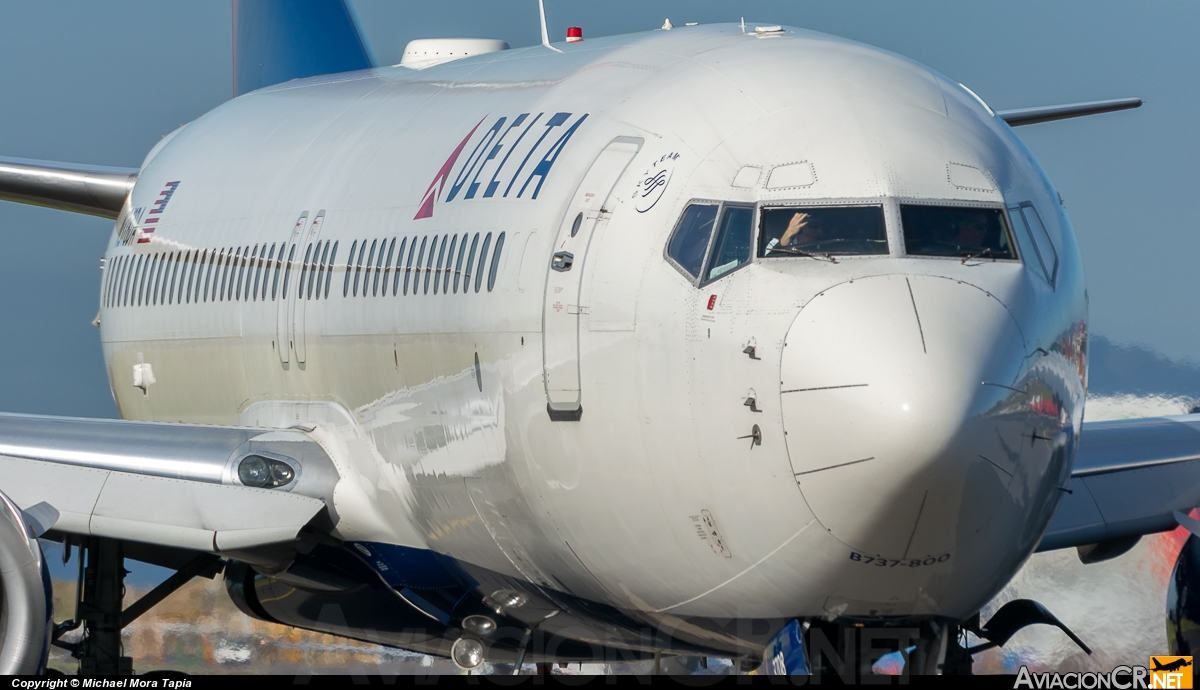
769, 600, 1088, 678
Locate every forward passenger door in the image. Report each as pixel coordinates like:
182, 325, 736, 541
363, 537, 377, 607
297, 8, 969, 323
542, 137, 642, 419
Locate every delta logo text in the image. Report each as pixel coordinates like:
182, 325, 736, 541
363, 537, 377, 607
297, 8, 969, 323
1013, 657, 1193, 689
415, 111, 589, 220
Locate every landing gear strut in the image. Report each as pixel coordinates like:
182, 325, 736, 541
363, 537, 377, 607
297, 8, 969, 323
70, 538, 131, 675
53, 537, 222, 675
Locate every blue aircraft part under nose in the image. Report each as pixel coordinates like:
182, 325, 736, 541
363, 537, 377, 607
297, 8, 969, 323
764, 620, 811, 675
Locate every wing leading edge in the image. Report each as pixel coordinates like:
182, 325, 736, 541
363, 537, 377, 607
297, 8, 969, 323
0, 156, 136, 219
997, 98, 1143, 127
1039, 415, 1200, 554
0, 413, 337, 561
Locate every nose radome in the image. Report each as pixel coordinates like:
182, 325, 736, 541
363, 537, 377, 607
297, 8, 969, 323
780, 274, 1028, 560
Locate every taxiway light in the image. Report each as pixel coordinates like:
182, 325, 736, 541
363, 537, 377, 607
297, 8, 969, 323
238, 454, 295, 488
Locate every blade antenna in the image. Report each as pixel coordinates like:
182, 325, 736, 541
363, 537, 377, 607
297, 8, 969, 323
538, 0, 563, 53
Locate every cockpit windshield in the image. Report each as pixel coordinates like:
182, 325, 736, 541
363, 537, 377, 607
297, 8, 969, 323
758, 206, 888, 258
900, 205, 1016, 260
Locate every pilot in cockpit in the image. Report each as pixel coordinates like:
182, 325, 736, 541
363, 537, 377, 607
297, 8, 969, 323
764, 211, 822, 253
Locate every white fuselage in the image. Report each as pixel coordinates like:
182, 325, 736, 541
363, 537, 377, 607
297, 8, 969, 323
96, 24, 1086, 648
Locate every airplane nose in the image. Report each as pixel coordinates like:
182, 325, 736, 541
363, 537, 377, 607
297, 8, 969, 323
780, 274, 1030, 561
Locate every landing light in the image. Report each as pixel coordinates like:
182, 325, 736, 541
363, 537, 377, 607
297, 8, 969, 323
451, 637, 485, 670
462, 615, 497, 636
238, 455, 295, 488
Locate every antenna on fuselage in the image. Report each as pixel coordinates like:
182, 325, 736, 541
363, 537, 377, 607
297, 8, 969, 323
538, 0, 563, 53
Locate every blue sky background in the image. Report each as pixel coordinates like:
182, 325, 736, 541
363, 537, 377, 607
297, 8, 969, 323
0, 0, 1198, 420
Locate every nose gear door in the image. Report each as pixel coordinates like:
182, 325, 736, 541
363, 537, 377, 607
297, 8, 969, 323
542, 137, 642, 418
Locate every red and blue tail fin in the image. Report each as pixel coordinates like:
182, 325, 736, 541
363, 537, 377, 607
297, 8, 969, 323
233, 0, 373, 97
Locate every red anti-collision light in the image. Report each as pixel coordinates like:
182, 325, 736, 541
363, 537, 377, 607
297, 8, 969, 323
566, 27, 583, 43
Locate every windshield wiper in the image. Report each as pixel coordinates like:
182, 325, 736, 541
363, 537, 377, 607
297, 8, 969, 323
961, 247, 993, 265
769, 246, 838, 264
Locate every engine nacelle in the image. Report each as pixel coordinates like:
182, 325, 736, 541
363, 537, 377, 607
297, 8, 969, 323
0, 490, 52, 674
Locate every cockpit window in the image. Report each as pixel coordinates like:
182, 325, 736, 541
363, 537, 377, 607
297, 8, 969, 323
1008, 203, 1058, 286
758, 206, 888, 258
704, 206, 753, 281
667, 203, 718, 278
900, 205, 1016, 260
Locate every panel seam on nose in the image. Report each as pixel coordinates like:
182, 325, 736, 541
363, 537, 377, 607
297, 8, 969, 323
901, 488, 930, 560
905, 277, 927, 354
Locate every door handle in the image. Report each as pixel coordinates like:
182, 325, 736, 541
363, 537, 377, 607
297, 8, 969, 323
551, 251, 574, 272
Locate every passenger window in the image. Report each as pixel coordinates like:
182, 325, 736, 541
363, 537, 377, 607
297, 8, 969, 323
103, 257, 116, 308
409, 237, 426, 296
253, 245, 268, 301
164, 254, 175, 307
475, 233, 492, 293
142, 255, 158, 306
264, 246, 277, 301
182, 252, 195, 304
170, 253, 182, 305
217, 249, 227, 302
145, 255, 159, 306
102, 257, 113, 308
298, 244, 313, 299
244, 246, 258, 301
217, 248, 232, 302
443, 235, 458, 294
165, 253, 177, 305
487, 232, 505, 292
158, 253, 170, 304
464, 233, 479, 292
437, 234, 451, 294
214, 249, 227, 302
200, 251, 212, 303
343, 240, 357, 297
232, 247, 244, 301
761, 205, 888, 257
425, 236, 440, 294
667, 204, 718, 278
452, 233, 466, 293
900, 205, 1013, 260
134, 255, 146, 306
371, 239, 384, 296
163, 253, 176, 305
234, 247, 247, 301
170, 254, 181, 306
131, 255, 145, 307
380, 238, 395, 296
122, 256, 133, 307
354, 240, 371, 297
312, 241, 327, 300
145, 254, 157, 306
392, 238, 406, 296
142, 254, 155, 306
324, 241, 337, 299
117, 257, 129, 307
1010, 204, 1059, 286
278, 245, 294, 300
124, 256, 136, 306
705, 206, 754, 281
168, 252, 180, 304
